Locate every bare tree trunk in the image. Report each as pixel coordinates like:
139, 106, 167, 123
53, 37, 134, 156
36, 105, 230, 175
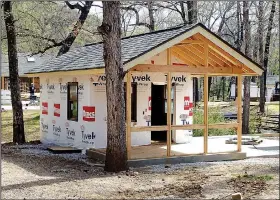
258, 1, 265, 113
147, 1, 155, 32
3, 1, 25, 144
187, 1, 197, 24
262, 1, 276, 108
242, 1, 251, 135
57, 1, 93, 57
252, 35, 258, 83
98, 1, 128, 172
179, 2, 187, 24
222, 77, 225, 101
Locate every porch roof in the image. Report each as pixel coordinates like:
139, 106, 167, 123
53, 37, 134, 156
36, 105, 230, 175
26, 23, 263, 76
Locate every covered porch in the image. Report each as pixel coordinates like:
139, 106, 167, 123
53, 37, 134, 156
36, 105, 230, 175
123, 32, 262, 162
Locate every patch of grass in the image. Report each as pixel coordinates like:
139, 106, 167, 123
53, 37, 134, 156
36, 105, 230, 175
1, 110, 40, 143
237, 174, 274, 181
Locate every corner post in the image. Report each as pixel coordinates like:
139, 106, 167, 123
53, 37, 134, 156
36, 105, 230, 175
126, 71, 132, 159
167, 72, 172, 157
237, 75, 242, 152
167, 48, 172, 157
203, 74, 209, 154
203, 44, 209, 154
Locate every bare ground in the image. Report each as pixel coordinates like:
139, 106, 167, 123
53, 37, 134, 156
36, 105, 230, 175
1, 145, 279, 199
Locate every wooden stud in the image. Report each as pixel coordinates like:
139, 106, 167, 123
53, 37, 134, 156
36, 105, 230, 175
131, 126, 168, 132
171, 124, 205, 130
208, 123, 238, 129
172, 83, 176, 136
237, 75, 242, 152
167, 72, 172, 157
126, 71, 132, 160
167, 48, 172, 157
203, 74, 209, 154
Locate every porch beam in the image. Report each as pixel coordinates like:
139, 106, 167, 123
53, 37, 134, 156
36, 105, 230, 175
126, 71, 132, 160
237, 75, 242, 152
131, 64, 243, 74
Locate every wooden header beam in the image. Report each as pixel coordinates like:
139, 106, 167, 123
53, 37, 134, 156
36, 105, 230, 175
131, 64, 244, 74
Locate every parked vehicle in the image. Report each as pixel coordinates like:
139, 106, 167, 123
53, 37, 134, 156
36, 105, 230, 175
271, 81, 280, 101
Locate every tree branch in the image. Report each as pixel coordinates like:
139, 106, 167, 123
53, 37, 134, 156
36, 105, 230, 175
65, 1, 83, 11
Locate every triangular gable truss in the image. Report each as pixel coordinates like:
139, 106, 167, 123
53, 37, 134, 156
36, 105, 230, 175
125, 24, 263, 76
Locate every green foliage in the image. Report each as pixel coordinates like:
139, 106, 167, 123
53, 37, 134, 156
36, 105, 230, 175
193, 106, 236, 136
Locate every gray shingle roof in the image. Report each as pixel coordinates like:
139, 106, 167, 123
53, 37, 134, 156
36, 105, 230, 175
1, 53, 53, 76
25, 23, 263, 74
26, 24, 196, 74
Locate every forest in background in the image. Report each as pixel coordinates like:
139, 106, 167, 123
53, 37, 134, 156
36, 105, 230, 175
1, 1, 279, 75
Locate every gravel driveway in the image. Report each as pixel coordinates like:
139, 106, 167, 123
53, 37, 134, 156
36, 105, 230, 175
1, 144, 279, 199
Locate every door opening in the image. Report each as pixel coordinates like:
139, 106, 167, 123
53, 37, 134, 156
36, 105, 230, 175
151, 84, 167, 141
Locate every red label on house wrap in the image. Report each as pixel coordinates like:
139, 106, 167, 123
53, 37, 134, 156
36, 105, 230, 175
184, 96, 190, 110
42, 102, 48, 115
54, 104, 60, 117
189, 102, 193, 116
148, 97, 151, 110
83, 106, 95, 122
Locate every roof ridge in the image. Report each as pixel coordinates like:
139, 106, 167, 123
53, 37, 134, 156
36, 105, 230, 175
84, 23, 197, 47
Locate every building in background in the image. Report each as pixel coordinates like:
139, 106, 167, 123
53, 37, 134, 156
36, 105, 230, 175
1, 53, 53, 93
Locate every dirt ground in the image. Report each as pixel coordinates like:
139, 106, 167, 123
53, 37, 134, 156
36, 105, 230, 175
1, 144, 279, 199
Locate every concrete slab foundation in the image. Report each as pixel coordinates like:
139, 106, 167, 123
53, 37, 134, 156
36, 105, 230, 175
86, 148, 246, 168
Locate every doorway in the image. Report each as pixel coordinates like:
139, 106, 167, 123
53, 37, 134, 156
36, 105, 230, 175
151, 84, 167, 141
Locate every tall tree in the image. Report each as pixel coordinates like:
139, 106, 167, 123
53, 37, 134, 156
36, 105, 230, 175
242, 1, 251, 135
259, 1, 276, 113
3, 1, 25, 144
98, 1, 128, 172
258, 1, 265, 113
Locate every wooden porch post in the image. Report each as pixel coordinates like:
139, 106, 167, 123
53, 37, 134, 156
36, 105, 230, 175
167, 72, 172, 157
126, 71, 132, 159
203, 74, 209, 154
237, 75, 242, 152
203, 43, 209, 154
166, 48, 172, 157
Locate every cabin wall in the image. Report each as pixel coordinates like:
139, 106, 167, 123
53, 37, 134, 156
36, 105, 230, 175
39, 71, 193, 150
